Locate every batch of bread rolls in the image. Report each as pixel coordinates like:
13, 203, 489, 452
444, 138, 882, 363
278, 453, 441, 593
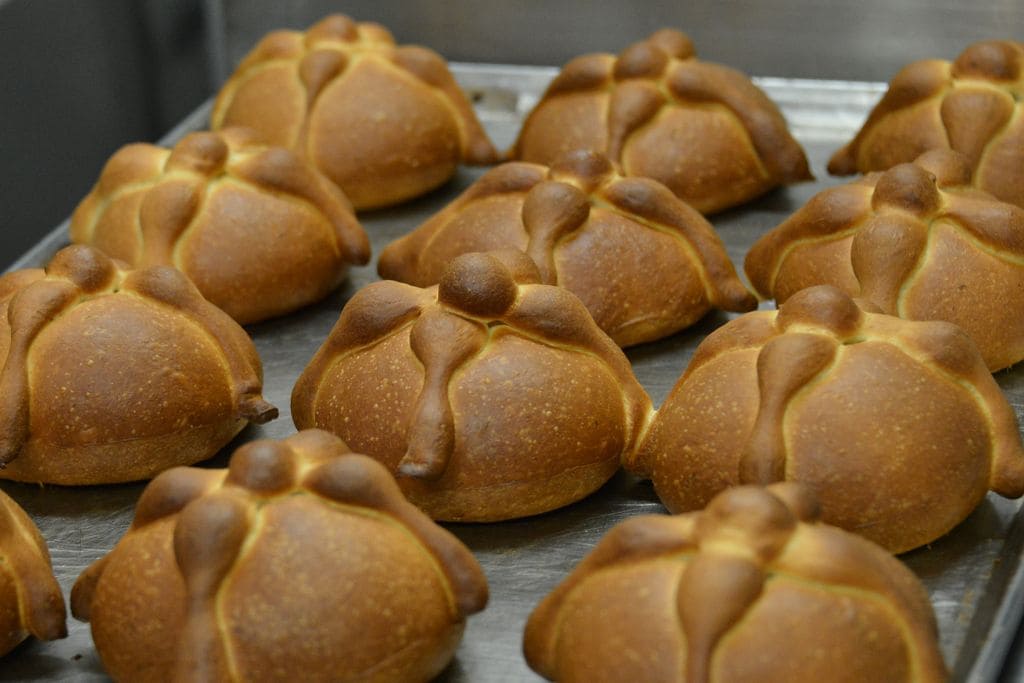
2, 12, 1022, 682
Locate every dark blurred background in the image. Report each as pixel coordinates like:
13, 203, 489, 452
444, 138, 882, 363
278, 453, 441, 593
1, 0, 1021, 269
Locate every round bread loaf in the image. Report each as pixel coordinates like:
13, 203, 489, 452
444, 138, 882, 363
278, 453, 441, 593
293, 250, 653, 521
746, 149, 1024, 371
0, 245, 276, 485
629, 286, 1024, 553
524, 484, 948, 683
70, 128, 371, 325
0, 488, 66, 657
378, 150, 756, 347
211, 14, 499, 210
510, 29, 812, 214
71, 429, 487, 682
829, 40, 1024, 208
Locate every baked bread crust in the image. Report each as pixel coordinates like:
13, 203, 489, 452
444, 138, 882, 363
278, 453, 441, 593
378, 150, 756, 347
70, 127, 371, 324
211, 14, 499, 210
510, 29, 812, 214
829, 40, 1024, 208
524, 484, 948, 683
746, 149, 1024, 370
0, 489, 66, 657
293, 250, 653, 521
630, 285, 1024, 553
71, 429, 486, 683
0, 245, 276, 485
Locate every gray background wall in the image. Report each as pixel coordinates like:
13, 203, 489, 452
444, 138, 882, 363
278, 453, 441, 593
0, 0, 210, 268
216, 0, 1023, 81
1, 0, 1022, 269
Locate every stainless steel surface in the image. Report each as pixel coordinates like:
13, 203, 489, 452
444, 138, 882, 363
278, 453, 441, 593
1, 64, 1023, 682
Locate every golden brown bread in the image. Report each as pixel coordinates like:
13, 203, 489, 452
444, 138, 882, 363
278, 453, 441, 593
829, 40, 1024, 208
0, 489, 66, 657
378, 150, 757, 346
524, 484, 948, 683
293, 250, 653, 521
510, 29, 812, 214
0, 245, 276, 485
746, 149, 1024, 371
71, 429, 486, 683
211, 14, 499, 210
629, 286, 1024, 553
70, 127, 371, 325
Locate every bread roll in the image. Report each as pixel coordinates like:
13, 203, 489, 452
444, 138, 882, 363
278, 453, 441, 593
0, 245, 276, 485
629, 286, 1024, 553
524, 484, 947, 683
511, 29, 811, 214
71, 430, 486, 683
71, 128, 370, 324
211, 14, 499, 210
379, 150, 756, 346
293, 250, 653, 521
747, 149, 1024, 370
0, 489, 66, 657
830, 40, 1024, 208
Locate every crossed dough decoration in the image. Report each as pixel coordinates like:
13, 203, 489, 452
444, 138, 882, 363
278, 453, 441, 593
630, 286, 1024, 553
379, 150, 756, 347
746, 149, 1024, 371
829, 40, 1024, 209
0, 245, 275, 484
511, 29, 812, 214
524, 484, 948, 683
293, 250, 653, 521
212, 14, 499, 210
71, 430, 486, 683
70, 128, 370, 324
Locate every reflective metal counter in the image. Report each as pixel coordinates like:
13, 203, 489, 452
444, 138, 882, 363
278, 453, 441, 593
1, 64, 1022, 682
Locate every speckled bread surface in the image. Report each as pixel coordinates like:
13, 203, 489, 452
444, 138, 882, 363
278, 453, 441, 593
0, 489, 66, 657
524, 484, 948, 683
746, 149, 1024, 371
829, 40, 1024, 209
211, 14, 499, 210
293, 250, 653, 521
629, 285, 1024, 554
70, 127, 370, 325
378, 150, 756, 347
71, 429, 487, 683
510, 29, 812, 214
0, 245, 277, 485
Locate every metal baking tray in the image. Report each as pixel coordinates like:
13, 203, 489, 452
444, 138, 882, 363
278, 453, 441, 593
2, 64, 1023, 682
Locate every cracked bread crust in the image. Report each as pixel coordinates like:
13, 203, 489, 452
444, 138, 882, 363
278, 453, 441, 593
70, 429, 486, 683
